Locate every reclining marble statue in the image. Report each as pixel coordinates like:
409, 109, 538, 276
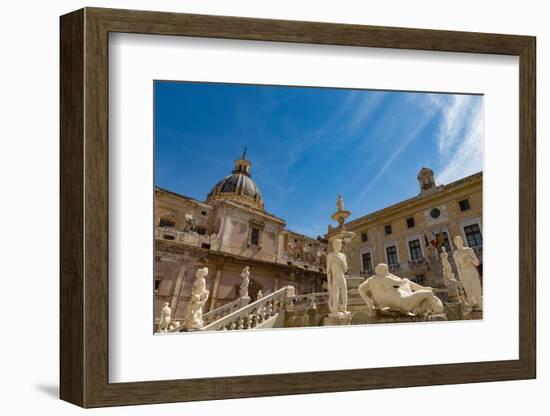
452, 235, 482, 311
358, 263, 445, 317
185, 267, 210, 330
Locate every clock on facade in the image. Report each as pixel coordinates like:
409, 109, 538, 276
430, 207, 441, 218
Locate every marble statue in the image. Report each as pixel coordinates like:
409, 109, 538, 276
452, 235, 482, 310
337, 194, 344, 211
440, 247, 467, 305
210, 233, 219, 250
157, 302, 171, 333
326, 238, 349, 317
358, 263, 445, 317
256, 289, 263, 300
240, 266, 250, 298
183, 213, 195, 232
186, 267, 210, 330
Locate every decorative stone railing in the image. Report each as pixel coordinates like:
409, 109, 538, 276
408, 257, 428, 271
155, 227, 218, 249
286, 292, 329, 311
201, 286, 296, 331
202, 298, 246, 326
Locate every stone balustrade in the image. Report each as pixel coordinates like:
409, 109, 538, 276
201, 286, 296, 331
155, 227, 216, 249
202, 298, 244, 325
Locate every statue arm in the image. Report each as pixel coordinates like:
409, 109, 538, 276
358, 280, 375, 311
470, 250, 480, 266
407, 279, 432, 292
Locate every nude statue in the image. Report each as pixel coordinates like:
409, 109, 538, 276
358, 263, 445, 317
239, 266, 250, 298
157, 302, 172, 333
452, 235, 482, 310
326, 238, 349, 316
337, 194, 345, 211
186, 267, 210, 330
440, 247, 467, 305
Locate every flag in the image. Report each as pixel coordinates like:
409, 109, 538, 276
430, 231, 438, 248
436, 231, 444, 249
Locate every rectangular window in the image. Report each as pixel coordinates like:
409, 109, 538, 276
361, 232, 368, 242
386, 245, 398, 266
154, 279, 161, 292
384, 224, 392, 235
159, 218, 175, 228
406, 217, 415, 228
459, 199, 471, 211
361, 252, 372, 273
250, 227, 260, 245
408, 239, 423, 260
464, 224, 482, 247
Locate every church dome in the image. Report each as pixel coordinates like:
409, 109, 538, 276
206, 150, 264, 210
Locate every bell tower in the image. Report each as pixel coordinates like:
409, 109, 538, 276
417, 167, 436, 196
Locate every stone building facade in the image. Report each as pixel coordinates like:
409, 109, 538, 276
339, 168, 483, 289
154, 153, 328, 322
154, 152, 482, 325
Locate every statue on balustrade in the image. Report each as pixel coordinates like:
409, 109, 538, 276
157, 302, 172, 333
239, 266, 250, 298
184, 213, 197, 232
452, 235, 482, 310
186, 267, 210, 330
358, 263, 445, 317
209, 232, 219, 250
326, 238, 349, 317
286, 239, 297, 259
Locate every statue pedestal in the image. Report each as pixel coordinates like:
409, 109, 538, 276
444, 302, 462, 321
239, 296, 251, 308
324, 312, 351, 326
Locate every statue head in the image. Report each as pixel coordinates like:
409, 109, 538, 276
375, 263, 389, 276
196, 267, 208, 278
164, 302, 169, 307
331, 238, 343, 253
440, 246, 448, 259
453, 235, 465, 249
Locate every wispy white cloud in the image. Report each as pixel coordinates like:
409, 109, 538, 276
437, 101, 483, 184
351, 101, 441, 206
437, 95, 477, 156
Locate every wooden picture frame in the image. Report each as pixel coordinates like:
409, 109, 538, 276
60, 7, 536, 408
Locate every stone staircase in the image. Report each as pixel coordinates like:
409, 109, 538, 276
169, 285, 296, 332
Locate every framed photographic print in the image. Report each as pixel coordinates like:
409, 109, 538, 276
60, 7, 536, 408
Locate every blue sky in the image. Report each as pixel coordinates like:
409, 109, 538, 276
155, 81, 483, 238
